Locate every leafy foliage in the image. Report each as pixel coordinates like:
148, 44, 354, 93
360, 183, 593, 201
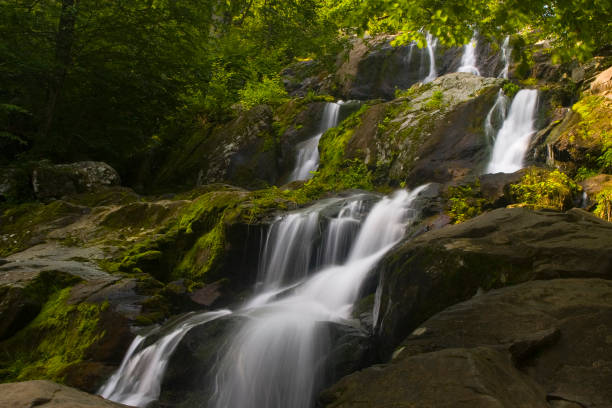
594, 187, 612, 222
509, 168, 580, 210
446, 181, 487, 224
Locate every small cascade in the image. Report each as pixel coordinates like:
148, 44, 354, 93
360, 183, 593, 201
98, 310, 231, 407
486, 89, 539, 173
257, 210, 321, 291
498, 36, 511, 79
457, 35, 481, 76
288, 102, 342, 182
484, 89, 509, 144
423, 33, 438, 83
209, 186, 428, 408
320, 200, 364, 265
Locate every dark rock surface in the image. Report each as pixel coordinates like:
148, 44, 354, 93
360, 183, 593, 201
33, 161, 121, 200
322, 278, 612, 408
373, 207, 612, 356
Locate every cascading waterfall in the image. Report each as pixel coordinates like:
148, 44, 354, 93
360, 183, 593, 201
209, 186, 428, 408
457, 35, 481, 76
498, 36, 511, 79
98, 310, 231, 407
423, 33, 438, 83
486, 89, 539, 173
320, 200, 364, 266
288, 102, 342, 182
484, 89, 509, 144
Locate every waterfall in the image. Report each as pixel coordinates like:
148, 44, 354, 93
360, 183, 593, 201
457, 35, 480, 76
98, 310, 231, 407
209, 186, 428, 408
498, 36, 511, 79
486, 89, 539, 173
423, 33, 438, 83
484, 89, 509, 144
288, 102, 342, 182
320, 200, 364, 266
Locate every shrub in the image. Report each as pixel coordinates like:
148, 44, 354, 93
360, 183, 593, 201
509, 168, 580, 210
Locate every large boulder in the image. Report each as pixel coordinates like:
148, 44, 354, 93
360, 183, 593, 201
372, 207, 612, 356
0, 380, 129, 407
320, 73, 504, 187
32, 161, 120, 200
321, 278, 612, 408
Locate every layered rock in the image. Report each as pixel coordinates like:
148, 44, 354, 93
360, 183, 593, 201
322, 278, 612, 408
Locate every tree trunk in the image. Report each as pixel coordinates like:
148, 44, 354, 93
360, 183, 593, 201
40, 0, 79, 142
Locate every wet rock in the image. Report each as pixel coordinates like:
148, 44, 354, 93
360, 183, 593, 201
322, 279, 612, 408
373, 207, 612, 356
0, 380, 129, 407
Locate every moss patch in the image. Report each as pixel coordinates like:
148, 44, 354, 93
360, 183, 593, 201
509, 168, 580, 210
0, 287, 106, 383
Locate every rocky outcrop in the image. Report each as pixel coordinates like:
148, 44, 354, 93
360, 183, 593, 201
0, 380, 129, 407
322, 278, 612, 408
332, 36, 504, 100
372, 207, 612, 356
319, 73, 504, 187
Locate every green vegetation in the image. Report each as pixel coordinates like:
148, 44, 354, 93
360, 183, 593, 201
424, 90, 444, 111
502, 82, 520, 99
446, 180, 487, 224
594, 187, 612, 221
509, 168, 580, 210
331, 0, 610, 61
0, 288, 106, 382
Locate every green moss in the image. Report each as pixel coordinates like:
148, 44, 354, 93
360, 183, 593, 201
0, 287, 106, 382
572, 95, 612, 172
502, 82, 520, 98
0, 200, 84, 256
424, 90, 444, 111
509, 168, 580, 210
446, 180, 487, 223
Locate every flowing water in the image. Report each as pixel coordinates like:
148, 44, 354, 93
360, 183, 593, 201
209, 186, 427, 408
423, 33, 438, 83
100, 186, 427, 408
484, 89, 509, 144
498, 36, 511, 79
288, 102, 342, 182
486, 89, 539, 173
98, 310, 231, 407
457, 35, 480, 76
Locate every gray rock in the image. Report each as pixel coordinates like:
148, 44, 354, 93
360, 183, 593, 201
0, 380, 129, 407
322, 278, 612, 408
32, 161, 120, 200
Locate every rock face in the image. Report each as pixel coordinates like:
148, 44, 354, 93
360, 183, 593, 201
372, 207, 612, 356
155, 105, 278, 190
333, 36, 503, 100
321, 278, 612, 408
0, 380, 129, 407
325, 73, 504, 186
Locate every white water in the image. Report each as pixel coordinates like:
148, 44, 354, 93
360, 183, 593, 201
288, 102, 341, 181
486, 89, 539, 173
423, 33, 438, 83
498, 36, 511, 79
320, 200, 363, 266
457, 35, 480, 76
484, 89, 509, 144
98, 310, 231, 407
209, 186, 428, 408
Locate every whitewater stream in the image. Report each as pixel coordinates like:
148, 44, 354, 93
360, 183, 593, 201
100, 186, 428, 408
288, 101, 342, 182
486, 89, 539, 173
